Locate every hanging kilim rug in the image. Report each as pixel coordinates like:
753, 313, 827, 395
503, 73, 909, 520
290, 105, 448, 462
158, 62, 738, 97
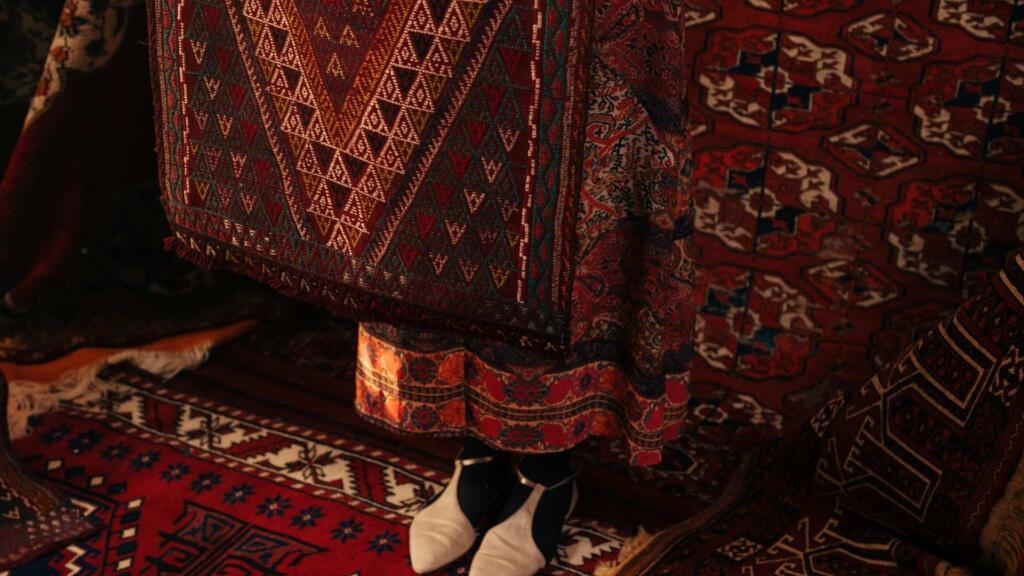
9, 364, 624, 574
147, 0, 591, 353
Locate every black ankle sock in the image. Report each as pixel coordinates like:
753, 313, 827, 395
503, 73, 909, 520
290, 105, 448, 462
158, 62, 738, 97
497, 451, 575, 561
460, 436, 500, 460
453, 438, 509, 523
519, 451, 573, 486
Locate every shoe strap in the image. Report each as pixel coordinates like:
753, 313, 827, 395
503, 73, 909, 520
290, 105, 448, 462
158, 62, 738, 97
456, 454, 499, 467
515, 465, 578, 491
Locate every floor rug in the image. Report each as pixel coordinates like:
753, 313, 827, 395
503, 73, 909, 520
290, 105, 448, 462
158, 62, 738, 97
158, 306, 781, 532
8, 363, 625, 575
0, 373, 97, 571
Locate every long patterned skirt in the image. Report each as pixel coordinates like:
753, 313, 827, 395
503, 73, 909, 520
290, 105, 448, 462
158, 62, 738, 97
355, 0, 693, 466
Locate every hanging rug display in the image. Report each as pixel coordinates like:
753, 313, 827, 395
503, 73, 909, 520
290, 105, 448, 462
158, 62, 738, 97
148, 0, 592, 353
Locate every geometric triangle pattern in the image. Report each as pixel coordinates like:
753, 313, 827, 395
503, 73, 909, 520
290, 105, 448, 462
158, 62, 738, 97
149, 0, 592, 354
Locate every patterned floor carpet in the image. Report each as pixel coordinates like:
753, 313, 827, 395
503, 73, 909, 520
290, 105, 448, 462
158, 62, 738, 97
9, 363, 625, 575
164, 306, 782, 531
4, 303, 784, 574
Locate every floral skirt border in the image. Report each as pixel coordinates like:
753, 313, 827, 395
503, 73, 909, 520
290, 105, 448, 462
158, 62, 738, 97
354, 325, 688, 466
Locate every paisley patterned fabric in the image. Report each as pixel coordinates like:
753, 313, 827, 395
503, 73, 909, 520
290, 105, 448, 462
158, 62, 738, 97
355, 0, 694, 466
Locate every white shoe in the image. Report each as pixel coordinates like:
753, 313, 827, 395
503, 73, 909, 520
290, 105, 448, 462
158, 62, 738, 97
409, 455, 501, 574
468, 467, 578, 576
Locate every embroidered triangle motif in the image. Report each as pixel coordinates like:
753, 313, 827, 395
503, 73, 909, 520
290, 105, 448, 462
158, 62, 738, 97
378, 100, 400, 129
398, 244, 420, 269
458, 258, 479, 282
193, 110, 209, 131
339, 25, 360, 47
393, 66, 418, 97
408, 1, 436, 33
218, 114, 234, 137
218, 186, 234, 211
311, 213, 336, 238
482, 158, 503, 183
498, 126, 519, 151
190, 40, 208, 64
438, 37, 465, 65
489, 265, 510, 289
206, 148, 223, 173
193, 179, 211, 201
439, 3, 470, 40
247, 18, 266, 43
445, 219, 466, 245
416, 213, 436, 240
478, 228, 497, 254
240, 192, 257, 214
458, 0, 482, 27
506, 228, 520, 249
430, 252, 449, 274
422, 42, 452, 75
463, 189, 485, 214
498, 199, 518, 222
231, 152, 248, 178
314, 17, 330, 38
204, 77, 222, 99
327, 52, 345, 77
409, 31, 435, 62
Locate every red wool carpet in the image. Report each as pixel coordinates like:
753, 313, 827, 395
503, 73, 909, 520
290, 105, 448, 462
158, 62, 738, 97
8, 365, 623, 575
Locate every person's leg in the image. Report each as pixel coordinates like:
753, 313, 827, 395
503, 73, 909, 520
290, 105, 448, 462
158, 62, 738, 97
518, 450, 573, 485
513, 450, 575, 560
453, 437, 510, 522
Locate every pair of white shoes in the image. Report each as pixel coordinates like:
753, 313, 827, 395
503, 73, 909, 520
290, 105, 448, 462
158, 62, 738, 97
409, 455, 577, 575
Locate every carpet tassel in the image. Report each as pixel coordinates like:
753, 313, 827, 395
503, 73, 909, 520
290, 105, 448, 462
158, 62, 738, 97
5, 341, 217, 439
596, 528, 656, 576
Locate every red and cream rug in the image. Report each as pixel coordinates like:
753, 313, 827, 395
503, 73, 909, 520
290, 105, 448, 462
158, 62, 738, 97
8, 364, 624, 575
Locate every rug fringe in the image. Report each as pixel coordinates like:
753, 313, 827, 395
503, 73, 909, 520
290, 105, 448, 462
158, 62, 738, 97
596, 528, 655, 576
5, 341, 217, 439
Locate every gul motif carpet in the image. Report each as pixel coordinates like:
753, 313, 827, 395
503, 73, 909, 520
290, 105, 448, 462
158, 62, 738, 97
8, 364, 625, 575
610, 251, 1024, 576
684, 0, 1024, 480
149, 0, 594, 353
689, 0, 1024, 406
